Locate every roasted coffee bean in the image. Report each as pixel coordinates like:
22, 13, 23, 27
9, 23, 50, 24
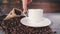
0, 15, 7, 20
0, 16, 54, 34
14, 9, 22, 15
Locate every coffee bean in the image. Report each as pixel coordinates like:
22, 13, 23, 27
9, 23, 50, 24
0, 16, 54, 34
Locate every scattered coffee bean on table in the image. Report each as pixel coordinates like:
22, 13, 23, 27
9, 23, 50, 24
0, 16, 54, 34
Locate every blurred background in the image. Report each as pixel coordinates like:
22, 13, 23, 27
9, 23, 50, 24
0, 0, 60, 34
0, 0, 60, 14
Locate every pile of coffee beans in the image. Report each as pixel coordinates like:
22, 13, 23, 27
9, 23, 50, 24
14, 9, 22, 15
0, 16, 54, 34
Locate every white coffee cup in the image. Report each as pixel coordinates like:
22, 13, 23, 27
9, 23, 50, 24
28, 9, 43, 23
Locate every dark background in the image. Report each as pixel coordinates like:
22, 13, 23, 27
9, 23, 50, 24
0, 0, 60, 14
30, 0, 60, 13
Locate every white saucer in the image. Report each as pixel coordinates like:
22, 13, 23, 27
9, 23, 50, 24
21, 17, 51, 27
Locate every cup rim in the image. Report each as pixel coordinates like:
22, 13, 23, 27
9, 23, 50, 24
28, 9, 43, 10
